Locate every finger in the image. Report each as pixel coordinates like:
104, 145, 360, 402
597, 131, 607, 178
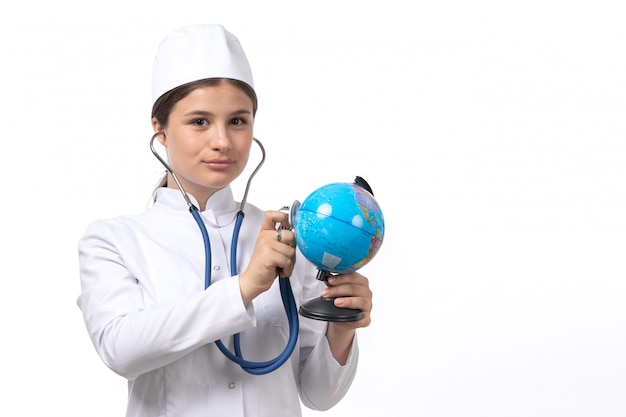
334, 295, 373, 315
273, 230, 297, 276
325, 283, 371, 300
276, 228, 297, 248
324, 277, 372, 308
330, 297, 373, 330
275, 250, 296, 277
327, 273, 370, 291
261, 210, 290, 231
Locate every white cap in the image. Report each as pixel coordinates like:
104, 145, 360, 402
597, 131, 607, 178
151, 24, 254, 105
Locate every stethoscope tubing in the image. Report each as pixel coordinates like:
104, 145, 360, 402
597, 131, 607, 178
151, 132, 299, 374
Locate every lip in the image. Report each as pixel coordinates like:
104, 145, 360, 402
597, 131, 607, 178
203, 158, 234, 170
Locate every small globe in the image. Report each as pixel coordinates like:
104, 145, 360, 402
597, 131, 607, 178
292, 180, 385, 274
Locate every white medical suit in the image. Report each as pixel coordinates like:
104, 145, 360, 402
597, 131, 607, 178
77, 187, 358, 417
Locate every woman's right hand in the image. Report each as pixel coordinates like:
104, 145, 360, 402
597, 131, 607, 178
238, 210, 296, 305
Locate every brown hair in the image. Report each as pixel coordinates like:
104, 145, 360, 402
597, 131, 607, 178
151, 78, 258, 190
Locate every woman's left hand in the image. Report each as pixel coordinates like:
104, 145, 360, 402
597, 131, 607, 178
322, 271, 373, 330
322, 271, 372, 364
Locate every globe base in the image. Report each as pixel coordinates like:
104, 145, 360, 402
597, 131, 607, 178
299, 297, 363, 322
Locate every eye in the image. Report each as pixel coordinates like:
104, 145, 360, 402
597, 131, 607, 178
193, 118, 208, 126
230, 117, 246, 126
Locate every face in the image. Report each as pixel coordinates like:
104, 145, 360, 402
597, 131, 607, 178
153, 82, 254, 207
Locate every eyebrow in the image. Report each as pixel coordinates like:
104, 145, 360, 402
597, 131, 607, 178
183, 109, 252, 117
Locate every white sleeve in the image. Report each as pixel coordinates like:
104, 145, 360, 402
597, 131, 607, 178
299, 330, 359, 411
76, 220, 256, 380
294, 262, 360, 410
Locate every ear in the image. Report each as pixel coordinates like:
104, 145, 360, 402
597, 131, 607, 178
152, 117, 167, 146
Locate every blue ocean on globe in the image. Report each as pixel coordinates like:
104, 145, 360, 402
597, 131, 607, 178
293, 181, 385, 274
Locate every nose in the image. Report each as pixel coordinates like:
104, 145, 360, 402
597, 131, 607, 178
208, 123, 232, 151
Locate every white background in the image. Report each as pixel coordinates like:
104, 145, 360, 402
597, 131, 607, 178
1, 1, 625, 416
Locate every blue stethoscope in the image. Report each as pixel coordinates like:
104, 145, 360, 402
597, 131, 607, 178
150, 132, 299, 375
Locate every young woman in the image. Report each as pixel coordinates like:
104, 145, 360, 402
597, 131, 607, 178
77, 24, 373, 417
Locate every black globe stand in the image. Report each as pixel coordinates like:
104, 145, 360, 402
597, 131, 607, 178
298, 269, 364, 322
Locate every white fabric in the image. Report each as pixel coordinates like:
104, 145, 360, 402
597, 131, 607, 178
151, 24, 254, 105
77, 186, 358, 417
